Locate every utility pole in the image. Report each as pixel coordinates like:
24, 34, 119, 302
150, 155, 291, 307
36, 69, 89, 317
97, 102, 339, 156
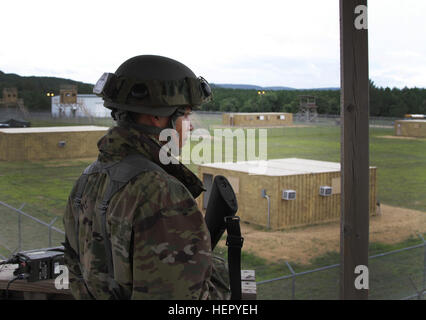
339, 0, 370, 299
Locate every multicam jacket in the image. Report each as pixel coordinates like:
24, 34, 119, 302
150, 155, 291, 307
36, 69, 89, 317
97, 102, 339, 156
63, 124, 227, 300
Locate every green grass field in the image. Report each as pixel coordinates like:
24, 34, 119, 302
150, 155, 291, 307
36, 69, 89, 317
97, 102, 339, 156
186, 125, 426, 211
213, 234, 426, 299
266, 126, 426, 211
0, 119, 425, 298
2, 125, 423, 221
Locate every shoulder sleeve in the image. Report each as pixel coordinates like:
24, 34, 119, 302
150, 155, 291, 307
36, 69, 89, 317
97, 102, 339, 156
130, 171, 213, 300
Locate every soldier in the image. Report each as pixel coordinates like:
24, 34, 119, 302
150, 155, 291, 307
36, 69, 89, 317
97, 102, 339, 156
63, 55, 229, 299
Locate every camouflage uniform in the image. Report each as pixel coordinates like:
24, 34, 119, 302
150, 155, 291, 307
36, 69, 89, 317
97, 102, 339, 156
63, 123, 228, 299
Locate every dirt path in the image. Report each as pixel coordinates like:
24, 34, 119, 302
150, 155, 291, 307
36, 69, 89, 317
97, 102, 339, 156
378, 135, 426, 141
217, 204, 426, 265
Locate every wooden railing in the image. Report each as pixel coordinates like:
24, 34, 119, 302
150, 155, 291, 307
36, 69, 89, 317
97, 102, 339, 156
0, 262, 256, 300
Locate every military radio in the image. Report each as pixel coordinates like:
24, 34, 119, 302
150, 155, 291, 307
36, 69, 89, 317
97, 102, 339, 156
1, 246, 65, 282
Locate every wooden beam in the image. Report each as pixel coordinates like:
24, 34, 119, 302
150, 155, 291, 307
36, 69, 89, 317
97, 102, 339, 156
339, 0, 370, 300
1, 262, 257, 300
0, 263, 72, 296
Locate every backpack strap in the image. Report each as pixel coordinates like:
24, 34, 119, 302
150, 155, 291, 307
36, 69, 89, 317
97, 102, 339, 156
98, 154, 165, 299
70, 161, 102, 299
73, 161, 102, 258
72, 154, 165, 299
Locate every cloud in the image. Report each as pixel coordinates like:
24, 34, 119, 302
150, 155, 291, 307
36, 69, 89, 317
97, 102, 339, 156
1, 0, 425, 88
203, 55, 340, 88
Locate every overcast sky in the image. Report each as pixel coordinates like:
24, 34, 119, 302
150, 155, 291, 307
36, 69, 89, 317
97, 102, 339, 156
1, 0, 425, 89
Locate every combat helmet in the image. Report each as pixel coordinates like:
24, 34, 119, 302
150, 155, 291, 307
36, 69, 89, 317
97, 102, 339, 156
93, 55, 212, 118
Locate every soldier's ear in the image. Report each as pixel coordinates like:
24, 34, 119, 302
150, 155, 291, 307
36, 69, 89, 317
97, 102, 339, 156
149, 114, 170, 129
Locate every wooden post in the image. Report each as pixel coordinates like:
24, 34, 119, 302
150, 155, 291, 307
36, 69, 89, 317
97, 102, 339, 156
339, 0, 370, 299
241, 270, 257, 300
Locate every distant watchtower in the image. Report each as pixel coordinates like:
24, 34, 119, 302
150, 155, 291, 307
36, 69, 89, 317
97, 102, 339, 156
1, 88, 19, 104
0, 87, 28, 117
296, 95, 318, 122
60, 85, 78, 104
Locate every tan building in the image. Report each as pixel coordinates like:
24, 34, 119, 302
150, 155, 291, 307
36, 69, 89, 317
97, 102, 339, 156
0, 126, 108, 161
395, 120, 426, 138
198, 158, 377, 230
223, 112, 293, 127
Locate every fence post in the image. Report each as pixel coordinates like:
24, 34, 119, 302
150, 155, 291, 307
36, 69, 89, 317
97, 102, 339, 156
418, 233, 426, 299
18, 203, 26, 251
18, 213, 22, 252
48, 217, 58, 247
285, 261, 296, 300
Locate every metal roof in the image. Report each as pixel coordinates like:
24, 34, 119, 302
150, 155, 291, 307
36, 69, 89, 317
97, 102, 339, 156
200, 158, 375, 176
0, 126, 109, 134
227, 112, 291, 116
396, 120, 426, 123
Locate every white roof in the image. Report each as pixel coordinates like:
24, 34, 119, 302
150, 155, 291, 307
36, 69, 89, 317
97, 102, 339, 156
52, 94, 99, 98
0, 126, 109, 134
396, 120, 426, 123
405, 114, 425, 118
201, 158, 365, 176
227, 112, 291, 116
77, 94, 98, 97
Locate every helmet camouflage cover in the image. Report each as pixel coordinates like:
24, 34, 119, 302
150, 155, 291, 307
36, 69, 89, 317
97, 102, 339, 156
93, 55, 212, 117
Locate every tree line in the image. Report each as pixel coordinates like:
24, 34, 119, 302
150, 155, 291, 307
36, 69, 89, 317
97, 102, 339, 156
1, 70, 425, 117
204, 81, 426, 117
0, 71, 93, 111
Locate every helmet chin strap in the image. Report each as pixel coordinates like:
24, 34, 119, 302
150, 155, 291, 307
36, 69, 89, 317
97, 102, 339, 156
117, 109, 185, 151
170, 108, 185, 130
117, 119, 164, 136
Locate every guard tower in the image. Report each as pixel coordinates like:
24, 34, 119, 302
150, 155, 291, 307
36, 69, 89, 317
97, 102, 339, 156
296, 95, 318, 122
54, 85, 94, 120
0, 87, 28, 117
1, 88, 19, 104
60, 85, 78, 104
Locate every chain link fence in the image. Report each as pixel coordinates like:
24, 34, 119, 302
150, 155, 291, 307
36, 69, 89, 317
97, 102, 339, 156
0, 108, 115, 127
0, 201, 64, 260
0, 200, 424, 299
0, 108, 400, 129
256, 237, 426, 300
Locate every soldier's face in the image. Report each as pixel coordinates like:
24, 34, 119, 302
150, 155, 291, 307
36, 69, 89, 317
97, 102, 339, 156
174, 107, 193, 149
138, 107, 193, 151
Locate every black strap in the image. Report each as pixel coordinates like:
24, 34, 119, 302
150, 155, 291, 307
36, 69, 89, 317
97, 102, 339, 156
72, 154, 165, 299
73, 162, 102, 272
73, 175, 89, 259
225, 216, 244, 300
98, 179, 126, 299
